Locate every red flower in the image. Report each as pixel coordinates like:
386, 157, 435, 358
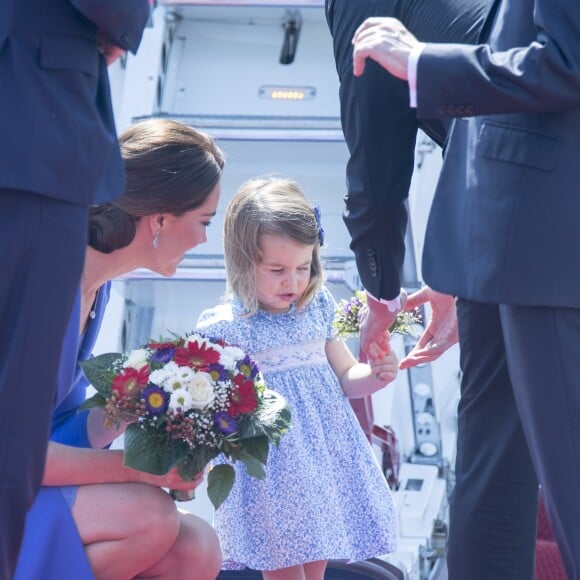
173, 340, 220, 369
112, 366, 150, 398
227, 378, 258, 416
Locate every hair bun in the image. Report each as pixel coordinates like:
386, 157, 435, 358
88, 204, 136, 254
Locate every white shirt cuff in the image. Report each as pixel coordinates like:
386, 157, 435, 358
407, 42, 426, 108
366, 290, 402, 312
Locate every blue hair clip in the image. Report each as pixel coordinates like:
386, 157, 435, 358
313, 205, 325, 246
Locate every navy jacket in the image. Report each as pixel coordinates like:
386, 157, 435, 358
0, 0, 150, 205
420, 0, 580, 307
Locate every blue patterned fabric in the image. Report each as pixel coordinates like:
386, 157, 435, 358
197, 286, 397, 571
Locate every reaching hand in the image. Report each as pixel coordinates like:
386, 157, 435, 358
399, 287, 458, 369
352, 17, 419, 80
359, 289, 407, 362
97, 33, 126, 66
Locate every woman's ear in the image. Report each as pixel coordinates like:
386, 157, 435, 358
146, 214, 164, 235
144, 214, 165, 249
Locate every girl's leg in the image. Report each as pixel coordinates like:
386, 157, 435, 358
303, 560, 327, 580
262, 560, 327, 580
73, 482, 180, 579
136, 511, 222, 579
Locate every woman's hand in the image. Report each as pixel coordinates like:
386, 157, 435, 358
130, 467, 205, 491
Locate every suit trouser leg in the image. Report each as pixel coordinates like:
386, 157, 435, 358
0, 189, 86, 579
447, 300, 539, 580
500, 303, 580, 580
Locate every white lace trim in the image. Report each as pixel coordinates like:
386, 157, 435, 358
251, 341, 327, 372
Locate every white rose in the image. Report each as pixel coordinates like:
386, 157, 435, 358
123, 348, 149, 370
169, 388, 193, 411
186, 372, 216, 410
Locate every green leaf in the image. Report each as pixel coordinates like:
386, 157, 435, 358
207, 464, 235, 510
239, 452, 267, 480
78, 392, 107, 412
240, 435, 269, 465
79, 353, 123, 396
123, 424, 190, 475
239, 390, 291, 445
177, 447, 218, 481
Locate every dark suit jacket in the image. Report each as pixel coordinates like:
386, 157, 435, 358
0, 0, 150, 206
419, 0, 580, 307
326, 0, 489, 300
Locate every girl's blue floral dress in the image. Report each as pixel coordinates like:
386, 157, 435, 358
197, 285, 397, 571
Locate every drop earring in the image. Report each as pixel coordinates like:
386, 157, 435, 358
152, 229, 160, 248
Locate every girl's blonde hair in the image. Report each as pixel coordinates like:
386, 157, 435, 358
224, 176, 324, 315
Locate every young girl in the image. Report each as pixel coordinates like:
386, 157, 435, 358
197, 177, 398, 579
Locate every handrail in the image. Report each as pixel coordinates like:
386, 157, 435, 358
133, 114, 344, 142
158, 1, 323, 7
118, 267, 352, 284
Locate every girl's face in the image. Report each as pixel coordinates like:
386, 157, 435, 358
255, 234, 314, 313
151, 182, 220, 276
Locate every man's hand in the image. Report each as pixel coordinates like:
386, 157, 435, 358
399, 287, 458, 369
98, 33, 126, 66
359, 290, 407, 362
352, 17, 419, 80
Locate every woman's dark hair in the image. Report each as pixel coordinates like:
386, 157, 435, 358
89, 118, 225, 253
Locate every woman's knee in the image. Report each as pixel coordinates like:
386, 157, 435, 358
174, 513, 222, 578
127, 485, 181, 546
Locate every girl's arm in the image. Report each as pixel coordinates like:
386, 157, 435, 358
326, 337, 398, 399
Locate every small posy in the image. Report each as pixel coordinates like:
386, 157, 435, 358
333, 289, 422, 339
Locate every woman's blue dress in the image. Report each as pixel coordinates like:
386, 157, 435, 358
197, 286, 397, 571
14, 283, 111, 579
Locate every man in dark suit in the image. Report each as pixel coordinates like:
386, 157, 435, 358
352, 1, 580, 578
325, 0, 488, 361
0, 1, 149, 576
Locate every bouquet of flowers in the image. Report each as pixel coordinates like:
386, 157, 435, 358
333, 290, 422, 340
80, 333, 291, 509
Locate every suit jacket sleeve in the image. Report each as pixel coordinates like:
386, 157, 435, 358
327, 0, 487, 300
417, 0, 580, 119
69, 0, 150, 54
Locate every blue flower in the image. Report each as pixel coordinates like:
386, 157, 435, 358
209, 363, 228, 383
238, 355, 260, 379
150, 347, 175, 364
142, 385, 170, 416
214, 412, 238, 435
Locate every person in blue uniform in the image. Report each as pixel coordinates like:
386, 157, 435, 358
0, 1, 150, 575
15, 118, 224, 579
352, 0, 580, 577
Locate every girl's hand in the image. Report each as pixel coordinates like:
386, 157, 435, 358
369, 351, 399, 384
